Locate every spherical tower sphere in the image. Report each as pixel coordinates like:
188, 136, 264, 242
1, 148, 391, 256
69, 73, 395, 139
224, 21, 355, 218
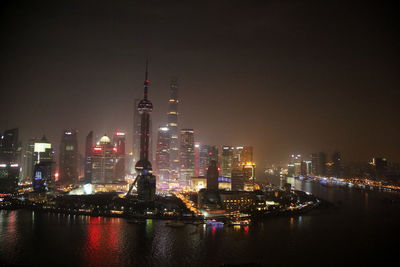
138, 99, 153, 113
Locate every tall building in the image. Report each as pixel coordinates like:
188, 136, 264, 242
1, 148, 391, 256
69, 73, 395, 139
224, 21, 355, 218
84, 131, 93, 182
231, 168, 244, 191
198, 144, 218, 177
179, 129, 195, 187
32, 136, 55, 192
167, 79, 180, 185
221, 146, 234, 178
0, 128, 21, 193
194, 142, 200, 177
129, 61, 156, 201
331, 151, 342, 177
156, 126, 170, 186
113, 132, 126, 182
59, 130, 79, 185
318, 152, 327, 176
206, 160, 219, 190
91, 135, 116, 184
21, 138, 36, 182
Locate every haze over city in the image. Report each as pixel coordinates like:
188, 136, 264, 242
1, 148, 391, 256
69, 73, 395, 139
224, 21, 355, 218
1, 0, 399, 168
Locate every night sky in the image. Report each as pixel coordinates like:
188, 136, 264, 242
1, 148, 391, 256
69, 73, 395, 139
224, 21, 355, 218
1, 0, 399, 169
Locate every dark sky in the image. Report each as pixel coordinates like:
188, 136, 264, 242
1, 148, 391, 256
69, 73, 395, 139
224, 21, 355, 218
1, 0, 399, 168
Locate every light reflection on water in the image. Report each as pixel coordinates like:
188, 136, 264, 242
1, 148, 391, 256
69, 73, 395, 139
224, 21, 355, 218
1, 179, 400, 266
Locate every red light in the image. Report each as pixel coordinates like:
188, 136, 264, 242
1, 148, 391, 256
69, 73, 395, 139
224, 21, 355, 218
116, 132, 125, 136
209, 152, 212, 155
113, 147, 117, 152
55, 172, 59, 178
94, 147, 102, 151
218, 167, 221, 171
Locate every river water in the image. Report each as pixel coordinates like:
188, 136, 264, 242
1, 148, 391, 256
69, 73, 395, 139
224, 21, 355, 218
1, 177, 399, 266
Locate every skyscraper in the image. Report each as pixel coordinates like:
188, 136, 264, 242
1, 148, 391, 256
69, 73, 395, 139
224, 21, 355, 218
0, 128, 21, 193
113, 132, 126, 182
21, 138, 36, 182
331, 151, 342, 177
156, 126, 170, 186
221, 146, 234, 178
91, 135, 116, 184
198, 144, 218, 177
84, 131, 93, 182
130, 61, 156, 201
167, 79, 180, 185
59, 130, 79, 185
32, 136, 55, 192
179, 129, 194, 187
206, 160, 219, 190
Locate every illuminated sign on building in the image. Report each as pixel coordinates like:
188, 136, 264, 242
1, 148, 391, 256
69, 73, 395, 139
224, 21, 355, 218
34, 143, 52, 153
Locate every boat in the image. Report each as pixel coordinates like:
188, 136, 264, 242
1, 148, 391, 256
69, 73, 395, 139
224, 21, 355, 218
165, 220, 185, 227
230, 218, 250, 226
206, 219, 224, 227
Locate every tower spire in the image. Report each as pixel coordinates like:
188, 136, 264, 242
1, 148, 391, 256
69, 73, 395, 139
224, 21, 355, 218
144, 58, 149, 100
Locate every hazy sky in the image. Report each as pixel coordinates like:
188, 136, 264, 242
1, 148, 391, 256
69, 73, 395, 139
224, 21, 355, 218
1, 0, 399, 169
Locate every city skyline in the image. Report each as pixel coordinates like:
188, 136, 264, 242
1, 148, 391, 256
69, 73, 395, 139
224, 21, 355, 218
1, 0, 399, 167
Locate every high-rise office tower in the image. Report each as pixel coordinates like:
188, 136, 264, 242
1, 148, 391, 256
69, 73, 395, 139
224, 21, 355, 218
179, 129, 194, 187
167, 79, 180, 184
59, 130, 79, 185
198, 144, 218, 177
231, 168, 244, 191
221, 146, 234, 177
32, 136, 55, 192
0, 128, 21, 193
311, 153, 319, 176
113, 132, 126, 182
318, 152, 327, 176
129, 62, 156, 201
206, 160, 219, 190
84, 131, 93, 182
21, 138, 36, 182
91, 135, 116, 184
156, 126, 170, 186
331, 151, 342, 177
288, 154, 302, 176
194, 142, 200, 177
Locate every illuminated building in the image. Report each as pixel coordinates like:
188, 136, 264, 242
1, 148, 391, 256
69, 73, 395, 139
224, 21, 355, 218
0, 129, 20, 193
21, 138, 36, 182
167, 79, 180, 185
243, 161, 256, 191
231, 168, 244, 191
194, 142, 200, 177
198, 144, 218, 177
221, 146, 234, 177
311, 152, 327, 176
113, 132, 126, 182
128, 61, 156, 201
59, 129, 79, 185
0, 164, 19, 193
84, 131, 93, 182
372, 157, 388, 179
156, 126, 170, 186
31, 136, 55, 191
207, 160, 219, 190
288, 154, 302, 176
331, 151, 342, 177
179, 129, 195, 187
190, 176, 207, 192
91, 135, 116, 184
218, 176, 231, 190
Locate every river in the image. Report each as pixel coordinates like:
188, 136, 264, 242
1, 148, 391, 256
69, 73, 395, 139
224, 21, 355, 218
1, 177, 399, 266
